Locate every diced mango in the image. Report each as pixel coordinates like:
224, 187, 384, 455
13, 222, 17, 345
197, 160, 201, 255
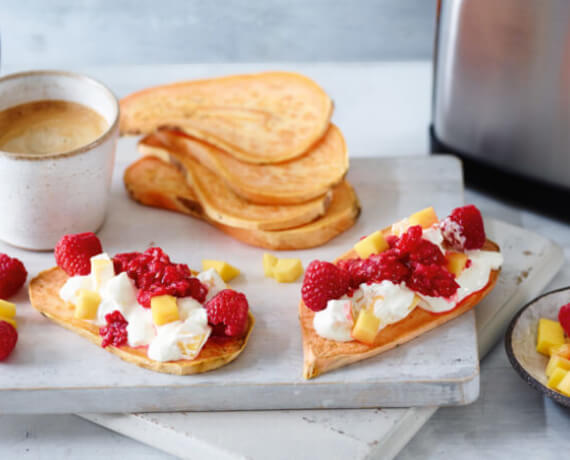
273, 258, 304, 283
0, 315, 16, 329
352, 309, 381, 345
556, 372, 570, 397
74, 289, 101, 320
354, 230, 389, 259
0, 299, 16, 318
546, 355, 570, 378
547, 368, 568, 390
202, 260, 240, 282
408, 207, 439, 229
263, 253, 278, 278
91, 257, 114, 290
151, 295, 180, 326
550, 343, 570, 358
536, 318, 566, 355
446, 252, 468, 276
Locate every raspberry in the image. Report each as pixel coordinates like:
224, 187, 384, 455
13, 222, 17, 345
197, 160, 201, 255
0, 321, 17, 361
0, 254, 27, 299
302, 260, 351, 311
114, 247, 208, 307
337, 249, 410, 288
406, 263, 459, 298
395, 225, 423, 256
409, 240, 446, 265
205, 289, 249, 337
54, 232, 103, 276
99, 310, 128, 348
441, 205, 485, 250
558, 303, 570, 336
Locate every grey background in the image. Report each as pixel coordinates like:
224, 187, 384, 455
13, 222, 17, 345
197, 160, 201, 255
2, 0, 436, 68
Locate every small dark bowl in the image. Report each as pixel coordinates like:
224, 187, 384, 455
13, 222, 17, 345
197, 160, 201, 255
505, 287, 570, 408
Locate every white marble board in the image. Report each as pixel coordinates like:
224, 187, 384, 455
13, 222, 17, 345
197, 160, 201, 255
0, 140, 480, 413
81, 218, 563, 460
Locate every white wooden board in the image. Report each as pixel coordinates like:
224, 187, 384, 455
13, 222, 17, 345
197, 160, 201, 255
0, 141, 479, 413
81, 219, 563, 460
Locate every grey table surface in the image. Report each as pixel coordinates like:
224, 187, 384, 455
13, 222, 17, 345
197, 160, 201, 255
0, 61, 568, 459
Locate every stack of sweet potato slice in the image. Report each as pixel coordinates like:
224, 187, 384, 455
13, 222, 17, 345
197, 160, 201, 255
120, 72, 360, 250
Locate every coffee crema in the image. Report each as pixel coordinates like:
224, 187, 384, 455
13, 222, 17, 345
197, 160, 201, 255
0, 99, 108, 155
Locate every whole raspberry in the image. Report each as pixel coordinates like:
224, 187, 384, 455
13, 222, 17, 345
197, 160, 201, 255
54, 232, 103, 276
0, 321, 18, 361
99, 310, 128, 348
406, 263, 459, 298
302, 260, 351, 312
441, 205, 485, 250
0, 254, 27, 299
558, 303, 570, 336
205, 289, 249, 337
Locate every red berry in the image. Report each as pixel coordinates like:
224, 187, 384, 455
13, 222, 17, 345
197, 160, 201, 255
441, 205, 485, 250
0, 254, 27, 299
205, 289, 249, 337
99, 310, 128, 348
406, 263, 459, 298
409, 240, 446, 265
338, 249, 410, 288
112, 252, 140, 274
395, 225, 423, 256
54, 232, 103, 276
558, 303, 570, 336
302, 261, 351, 312
0, 321, 18, 361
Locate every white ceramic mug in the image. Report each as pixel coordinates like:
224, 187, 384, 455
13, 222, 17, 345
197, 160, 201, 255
0, 70, 119, 250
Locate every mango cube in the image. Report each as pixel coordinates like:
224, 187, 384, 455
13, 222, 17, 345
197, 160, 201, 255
74, 289, 101, 320
547, 368, 568, 390
91, 257, 114, 290
273, 258, 304, 283
556, 372, 570, 397
0, 299, 16, 318
263, 253, 278, 277
536, 318, 566, 355
446, 252, 468, 276
0, 315, 16, 329
202, 259, 240, 282
354, 230, 389, 259
550, 343, 570, 358
408, 207, 439, 229
352, 309, 381, 345
151, 295, 180, 326
546, 355, 570, 378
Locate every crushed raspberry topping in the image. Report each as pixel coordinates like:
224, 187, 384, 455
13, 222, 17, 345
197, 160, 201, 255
99, 310, 128, 348
337, 249, 410, 288
301, 261, 351, 312
0, 320, 18, 361
113, 247, 207, 308
205, 289, 249, 337
0, 254, 27, 299
54, 232, 103, 276
558, 303, 570, 336
441, 205, 485, 250
406, 263, 459, 298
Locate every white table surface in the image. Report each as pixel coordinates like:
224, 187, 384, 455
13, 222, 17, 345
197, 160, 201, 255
1, 61, 568, 459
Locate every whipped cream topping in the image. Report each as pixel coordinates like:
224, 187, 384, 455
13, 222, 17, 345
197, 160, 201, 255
59, 253, 226, 362
313, 225, 503, 341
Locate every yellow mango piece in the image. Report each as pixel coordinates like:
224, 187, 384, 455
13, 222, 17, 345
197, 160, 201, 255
409, 207, 439, 229
446, 252, 468, 276
536, 318, 566, 356
0, 299, 16, 318
74, 289, 101, 320
546, 355, 570, 378
273, 258, 304, 283
0, 315, 17, 329
354, 230, 389, 259
202, 259, 240, 282
550, 343, 570, 358
352, 308, 380, 345
91, 257, 115, 290
151, 295, 180, 326
556, 372, 570, 396
547, 368, 567, 390
263, 253, 278, 278
177, 333, 210, 359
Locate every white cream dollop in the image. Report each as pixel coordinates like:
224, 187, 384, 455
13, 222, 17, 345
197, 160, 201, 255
197, 268, 227, 300
313, 299, 354, 342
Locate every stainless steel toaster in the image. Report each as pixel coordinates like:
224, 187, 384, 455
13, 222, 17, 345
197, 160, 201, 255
431, 0, 570, 191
